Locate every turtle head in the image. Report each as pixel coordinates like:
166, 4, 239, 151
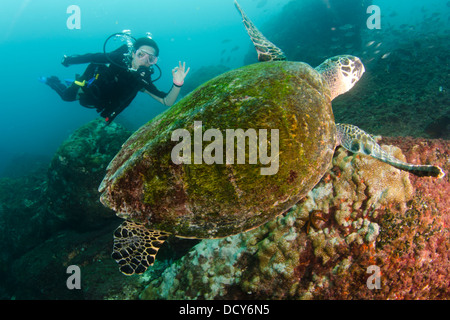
315, 55, 365, 100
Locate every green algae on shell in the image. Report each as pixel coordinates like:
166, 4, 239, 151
99, 61, 336, 238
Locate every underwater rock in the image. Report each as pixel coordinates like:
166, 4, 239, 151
0, 118, 133, 299
251, 1, 449, 140
141, 137, 449, 299
425, 114, 450, 139
8, 222, 147, 300
0, 169, 50, 278
333, 34, 450, 139
45, 118, 131, 229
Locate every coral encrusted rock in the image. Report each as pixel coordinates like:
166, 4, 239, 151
45, 119, 131, 229
141, 137, 449, 300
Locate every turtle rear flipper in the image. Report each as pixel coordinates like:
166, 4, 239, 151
112, 220, 170, 275
336, 123, 445, 178
234, 1, 286, 62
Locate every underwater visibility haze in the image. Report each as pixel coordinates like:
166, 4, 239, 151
0, 0, 449, 301
0, 0, 291, 177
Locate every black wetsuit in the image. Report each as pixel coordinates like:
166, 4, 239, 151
47, 45, 167, 123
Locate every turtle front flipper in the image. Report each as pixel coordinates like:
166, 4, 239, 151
112, 220, 170, 275
234, 1, 286, 62
336, 123, 445, 178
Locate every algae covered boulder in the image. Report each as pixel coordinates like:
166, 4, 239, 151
46, 119, 131, 229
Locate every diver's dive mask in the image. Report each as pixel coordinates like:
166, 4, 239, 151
135, 48, 158, 65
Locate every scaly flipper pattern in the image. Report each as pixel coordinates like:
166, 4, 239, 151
112, 220, 170, 275
234, 1, 286, 61
336, 123, 445, 178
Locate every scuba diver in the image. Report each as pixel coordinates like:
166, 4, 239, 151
40, 34, 190, 123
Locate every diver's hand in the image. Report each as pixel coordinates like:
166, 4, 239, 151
172, 61, 190, 87
61, 55, 71, 67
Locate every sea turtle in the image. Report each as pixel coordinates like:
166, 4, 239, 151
99, 1, 444, 275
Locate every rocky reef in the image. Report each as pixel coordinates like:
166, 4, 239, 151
0, 118, 448, 300
333, 34, 450, 140
45, 119, 131, 229
141, 137, 449, 300
1, 0, 448, 301
0, 119, 134, 299
247, 1, 450, 141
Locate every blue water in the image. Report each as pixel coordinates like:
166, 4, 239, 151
0, 0, 290, 176
0, 0, 448, 176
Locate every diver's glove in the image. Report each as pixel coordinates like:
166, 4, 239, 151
172, 61, 190, 87
61, 55, 72, 67
61, 55, 81, 67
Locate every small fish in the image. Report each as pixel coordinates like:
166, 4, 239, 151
221, 39, 231, 44
375, 42, 382, 48
381, 52, 391, 59
339, 24, 354, 30
230, 45, 239, 52
366, 40, 375, 47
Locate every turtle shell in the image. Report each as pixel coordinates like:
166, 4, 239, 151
99, 61, 336, 238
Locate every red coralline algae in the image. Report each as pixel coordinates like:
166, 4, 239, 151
141, 137, 449, 300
